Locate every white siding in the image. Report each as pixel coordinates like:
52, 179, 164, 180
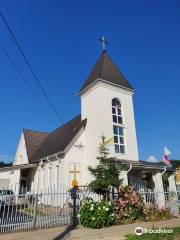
0, 170, 11, 189
81, 81, 139, 183
14, 132, 28, 165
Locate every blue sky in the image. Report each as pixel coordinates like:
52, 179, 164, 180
0, 0, 179, 163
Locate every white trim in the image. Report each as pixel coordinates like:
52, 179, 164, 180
127, 164, 132, 173
161, 166, 167, 175
0, 163, 38, 172
79, 78, 134, 96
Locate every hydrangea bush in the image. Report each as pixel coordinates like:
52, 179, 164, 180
78, 198, 115, 228
78, 186, 172, 228
114, 186, 145, 223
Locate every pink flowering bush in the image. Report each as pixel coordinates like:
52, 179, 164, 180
114, 186, 145, 223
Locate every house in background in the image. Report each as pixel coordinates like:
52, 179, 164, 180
0, 162, 12, 189
0, 48, 177, 204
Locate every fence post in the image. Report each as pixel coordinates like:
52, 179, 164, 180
112, 187, 115, 200
33, 194, 38, 230
71, 187, 78, 227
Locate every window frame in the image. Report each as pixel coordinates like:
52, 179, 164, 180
113, 126, 126, 154
112, 98, 126, 154
112, 99, 123, 125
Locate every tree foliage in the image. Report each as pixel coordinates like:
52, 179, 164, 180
0, 161, 12, 167
88, 136, 122, 198
170, 160, 180, 169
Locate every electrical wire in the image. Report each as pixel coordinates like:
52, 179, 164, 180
0, 11, 63, 124
0, 42, 58, 125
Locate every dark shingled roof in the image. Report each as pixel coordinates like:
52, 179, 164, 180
80, 50, 134, 93
23, 129, 49, 162
25, 115, 86, 164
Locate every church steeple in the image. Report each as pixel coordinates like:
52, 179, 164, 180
79, 50, 134, 94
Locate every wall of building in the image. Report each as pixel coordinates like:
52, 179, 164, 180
13, 132, 28, 165
63, 128, 85, 187
81, 81, 139, 183
9, 169, 21, 194
0, 169, 11, 189
32, 128, 86, 191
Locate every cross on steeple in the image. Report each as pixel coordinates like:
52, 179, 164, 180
98, 36, 109, 51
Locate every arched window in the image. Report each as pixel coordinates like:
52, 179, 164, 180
112, 98, 122, 124
112, 98, 125, 154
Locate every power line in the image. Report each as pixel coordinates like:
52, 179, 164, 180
0, 11, 63, 124
0, 42, 58, 125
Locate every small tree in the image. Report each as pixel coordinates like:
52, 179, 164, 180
88, 136, 122, 201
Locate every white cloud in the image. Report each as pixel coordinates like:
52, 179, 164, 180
0, 154, 13, 163
146, 155, 159, 163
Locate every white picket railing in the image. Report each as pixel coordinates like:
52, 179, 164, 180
137, 190, 180, 215
0, 187, 72, 234
0, 186, 179, 234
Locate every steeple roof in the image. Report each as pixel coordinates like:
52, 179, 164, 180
80, 50, 134, 93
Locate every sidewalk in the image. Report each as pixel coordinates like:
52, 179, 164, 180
0, 216, 180, 240
68, 216, 180, 240
0, 226, 68, 240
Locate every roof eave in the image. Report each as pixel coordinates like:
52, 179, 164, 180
37, 151, 65, 163
78, 78, 135, 96
116, 160, 174, 171
0, 163, 38, 172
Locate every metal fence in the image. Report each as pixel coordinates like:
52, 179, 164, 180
137, 191, 180, 213
0, 187, 179, 234
0, 187, 72, 234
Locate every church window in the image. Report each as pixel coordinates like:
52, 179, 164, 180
112, 98, 123, 124
113, 126, 125, 153
112, 98, 125, 154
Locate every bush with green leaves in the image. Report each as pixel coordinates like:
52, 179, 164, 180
78, 198, 115, 228
114, 186, 145, 223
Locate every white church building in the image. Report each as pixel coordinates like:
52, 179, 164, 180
0, 49, 177, 197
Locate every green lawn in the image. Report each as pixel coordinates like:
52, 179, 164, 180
125, 227, 180, 240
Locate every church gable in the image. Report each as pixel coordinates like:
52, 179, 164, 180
80, 50, 134, 94
14, 115, 87, 166
14, 132, 29, 165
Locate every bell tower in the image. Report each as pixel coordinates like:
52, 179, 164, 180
79, 46, 139, 182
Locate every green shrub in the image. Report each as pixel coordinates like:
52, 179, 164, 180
78, 198, 115, 228
88, 136, 122, 200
